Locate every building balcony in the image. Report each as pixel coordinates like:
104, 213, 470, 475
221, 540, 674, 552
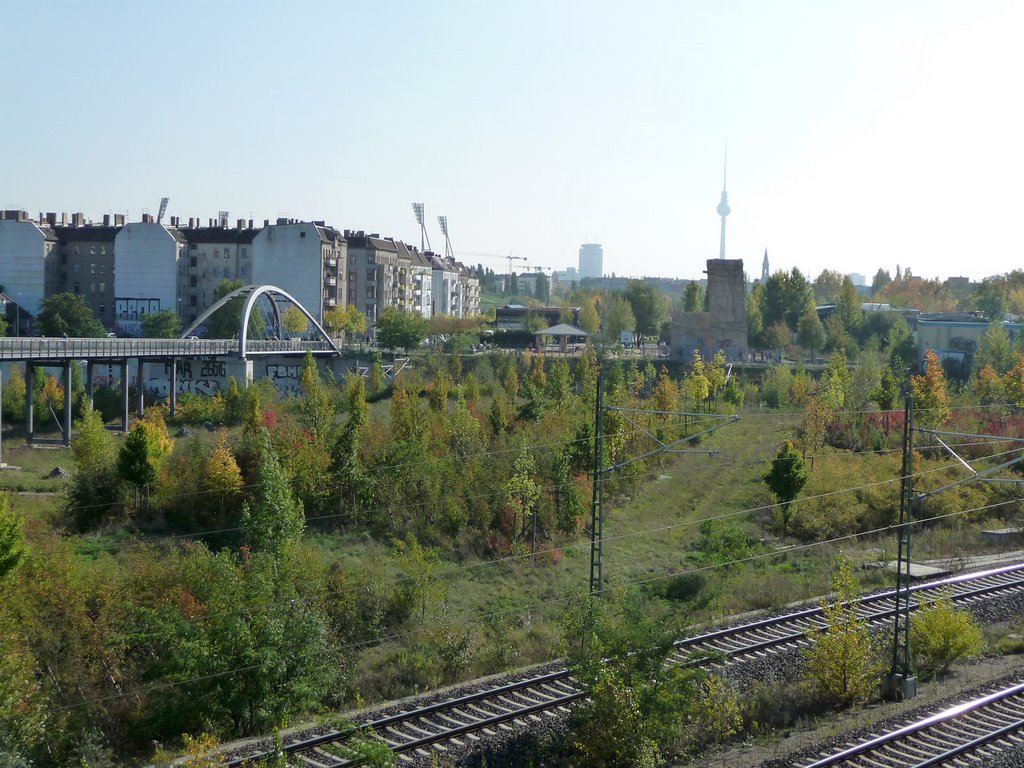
325, 297, 337, 307
324, 277, 337, 287
325, 258, 337, 268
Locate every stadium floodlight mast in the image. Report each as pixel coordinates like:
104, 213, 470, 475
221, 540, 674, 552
438, 215, 453, 259
411, 202, 431, 254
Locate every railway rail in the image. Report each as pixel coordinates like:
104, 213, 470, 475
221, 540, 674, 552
802, 678, 1024, 767
226, 561, 1024, 767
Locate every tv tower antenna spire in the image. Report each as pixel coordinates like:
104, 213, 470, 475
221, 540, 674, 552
716, 142, 731, 259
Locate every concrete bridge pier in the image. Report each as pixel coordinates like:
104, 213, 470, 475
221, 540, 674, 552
86, 361, 95, 409
169, 357, 177, 418
62, 361, 72, 446
24, 361, 34, 442
120, 360, 130, 433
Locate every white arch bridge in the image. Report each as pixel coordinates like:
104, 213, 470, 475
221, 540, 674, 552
0, 286, 343, 444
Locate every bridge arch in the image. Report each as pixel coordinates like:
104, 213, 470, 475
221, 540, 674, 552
180, 284, 340, 357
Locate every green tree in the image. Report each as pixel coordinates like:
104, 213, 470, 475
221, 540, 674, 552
299, 353, 335, 447
503, 446, 540, 558
376, 306, 428, 352
205, 432, 244, 524
1, 365, 25, 424
67, 404, 123, 530
281, 306, 310, 337
835, 276, 863, 333
332, 374, 368, 526
601, 294, 636, 343
760, 268, 814, 332
976, 277, 1008, 321
682, 281, 705, 312
242, 429, 305, 558
812, 269, 844, 304
910, 593, 985, 677
0, 625, 46, 760
764, 439, 808, 534
37, 292, 106, 337
871, 268, 892, 296
0, 494, 24, 582
141, 309, 182, 338
803, 558, 881, 706
623, 280, 668, 345
368, 353, 385, 396
975, 364, 1005, 405
973, 322, 1014, 376
797, 304, 826, 362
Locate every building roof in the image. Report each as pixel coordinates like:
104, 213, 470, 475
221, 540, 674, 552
536, 323, 589, 337
53, 225, 122, 242
177, 226, 262, 245
314, 225, 345, 245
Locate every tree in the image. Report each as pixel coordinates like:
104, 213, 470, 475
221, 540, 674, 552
910, 594, 984, 677
813, 269, 844, 304
323, 305, 367, 344
764, 439, 808, 534
503, 446, 540, 559
204, 432, 244, 525
601, 295, 636, 343
760, 268, 814, 332
242, 428, 305, 558
682, 281, 705, 312
207, 279, 253, 339
973, 323, 1014, 376
332, 374, 368, 525
578, 297, 600, 334
768, 321, 790, 360
803, 558, 881, 706
0, 494, 24, 582
368, 353, 385, 396
1, 365, 25, 424
67, 404, 123, 530
375, 307, 428, 352
298, 353, 335, 447
976, 278, 1008, 321
746, 283, 765, 346
623, 281, 668, 345
36, 292, 106, 337
1003, 355, 1024, 408
141, 309, 182, 338
872, 366, 901, 431
975, 364, 1005, 405
797, 304, 826, 362
117, 412, 172, 511
871, 268, 892, 296
835, 276, 863, 334
281, 306, 310, 337
912, 349, 951, 429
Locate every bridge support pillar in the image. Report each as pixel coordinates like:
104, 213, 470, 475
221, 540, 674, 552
136, 358, 145, 419
169, 357, 177, 417
62, 360, 72, 446
86, 362, 95, 409
120, 360, 130, 433
225, 358, 254, 386
24, 362, 34, 443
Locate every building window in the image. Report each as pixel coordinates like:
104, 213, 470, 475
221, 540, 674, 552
74, 283, 80, 294
60, 271, 67, 282
241, 247, 248, 259
240, 265, 248, 278
190, 256, 197, 267
99, 264, 105, 274
224, 248, 230, 258
90, 263, 95, 274
99, 282, 105, 293
300, 231, 306, 238
73, 264, 80, 274
60, 252, 67, 264
99, 304, 105, 315
190, 276, 197, 287
99, 246, 106, 255
190, 296, 197, 307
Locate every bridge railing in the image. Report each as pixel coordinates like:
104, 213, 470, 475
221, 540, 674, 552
0, 337, 338, 361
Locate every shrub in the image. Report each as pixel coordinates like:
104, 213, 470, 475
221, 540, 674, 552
910, 594, 984, 677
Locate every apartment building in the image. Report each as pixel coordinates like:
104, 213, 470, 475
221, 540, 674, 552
114, 215, 188, 336
344, 231, 399, 329
0, 210, 59, 332
252, 218, 347, 325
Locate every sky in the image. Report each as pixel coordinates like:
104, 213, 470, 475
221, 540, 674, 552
2, 1, 1022, 283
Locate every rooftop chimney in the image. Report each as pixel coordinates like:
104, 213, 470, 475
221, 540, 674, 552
114, 214, 125, 226
72, 212, 84, 227
46, 212, 56, 226
61, 212, 68, 226
237, 218, 245, 229
247, 219, 253, 229
103, 214, 110, 226
264, 219, 270, 227
188, 217, 195, 228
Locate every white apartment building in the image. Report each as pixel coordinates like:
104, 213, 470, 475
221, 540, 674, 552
114, 217, 187, 335
0, 212, 59, 330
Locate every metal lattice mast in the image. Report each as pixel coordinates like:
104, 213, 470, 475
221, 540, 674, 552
891, 394, 914, 678
589, 373, 605, 596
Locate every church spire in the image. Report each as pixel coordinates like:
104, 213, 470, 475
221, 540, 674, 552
762, 248, 769, 282
716, 143, 731, 259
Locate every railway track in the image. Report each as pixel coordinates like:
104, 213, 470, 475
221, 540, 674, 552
226, 561, 1024, 767
802, 679, 1024, 767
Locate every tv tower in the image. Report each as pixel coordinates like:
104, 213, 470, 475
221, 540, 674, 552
716, 145, 731, 259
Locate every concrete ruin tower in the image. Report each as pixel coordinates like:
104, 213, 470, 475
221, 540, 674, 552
762, 249, 769, 282
716, 149, 731, 259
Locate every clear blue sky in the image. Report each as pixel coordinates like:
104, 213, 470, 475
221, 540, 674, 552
2, 1, 1021, 282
